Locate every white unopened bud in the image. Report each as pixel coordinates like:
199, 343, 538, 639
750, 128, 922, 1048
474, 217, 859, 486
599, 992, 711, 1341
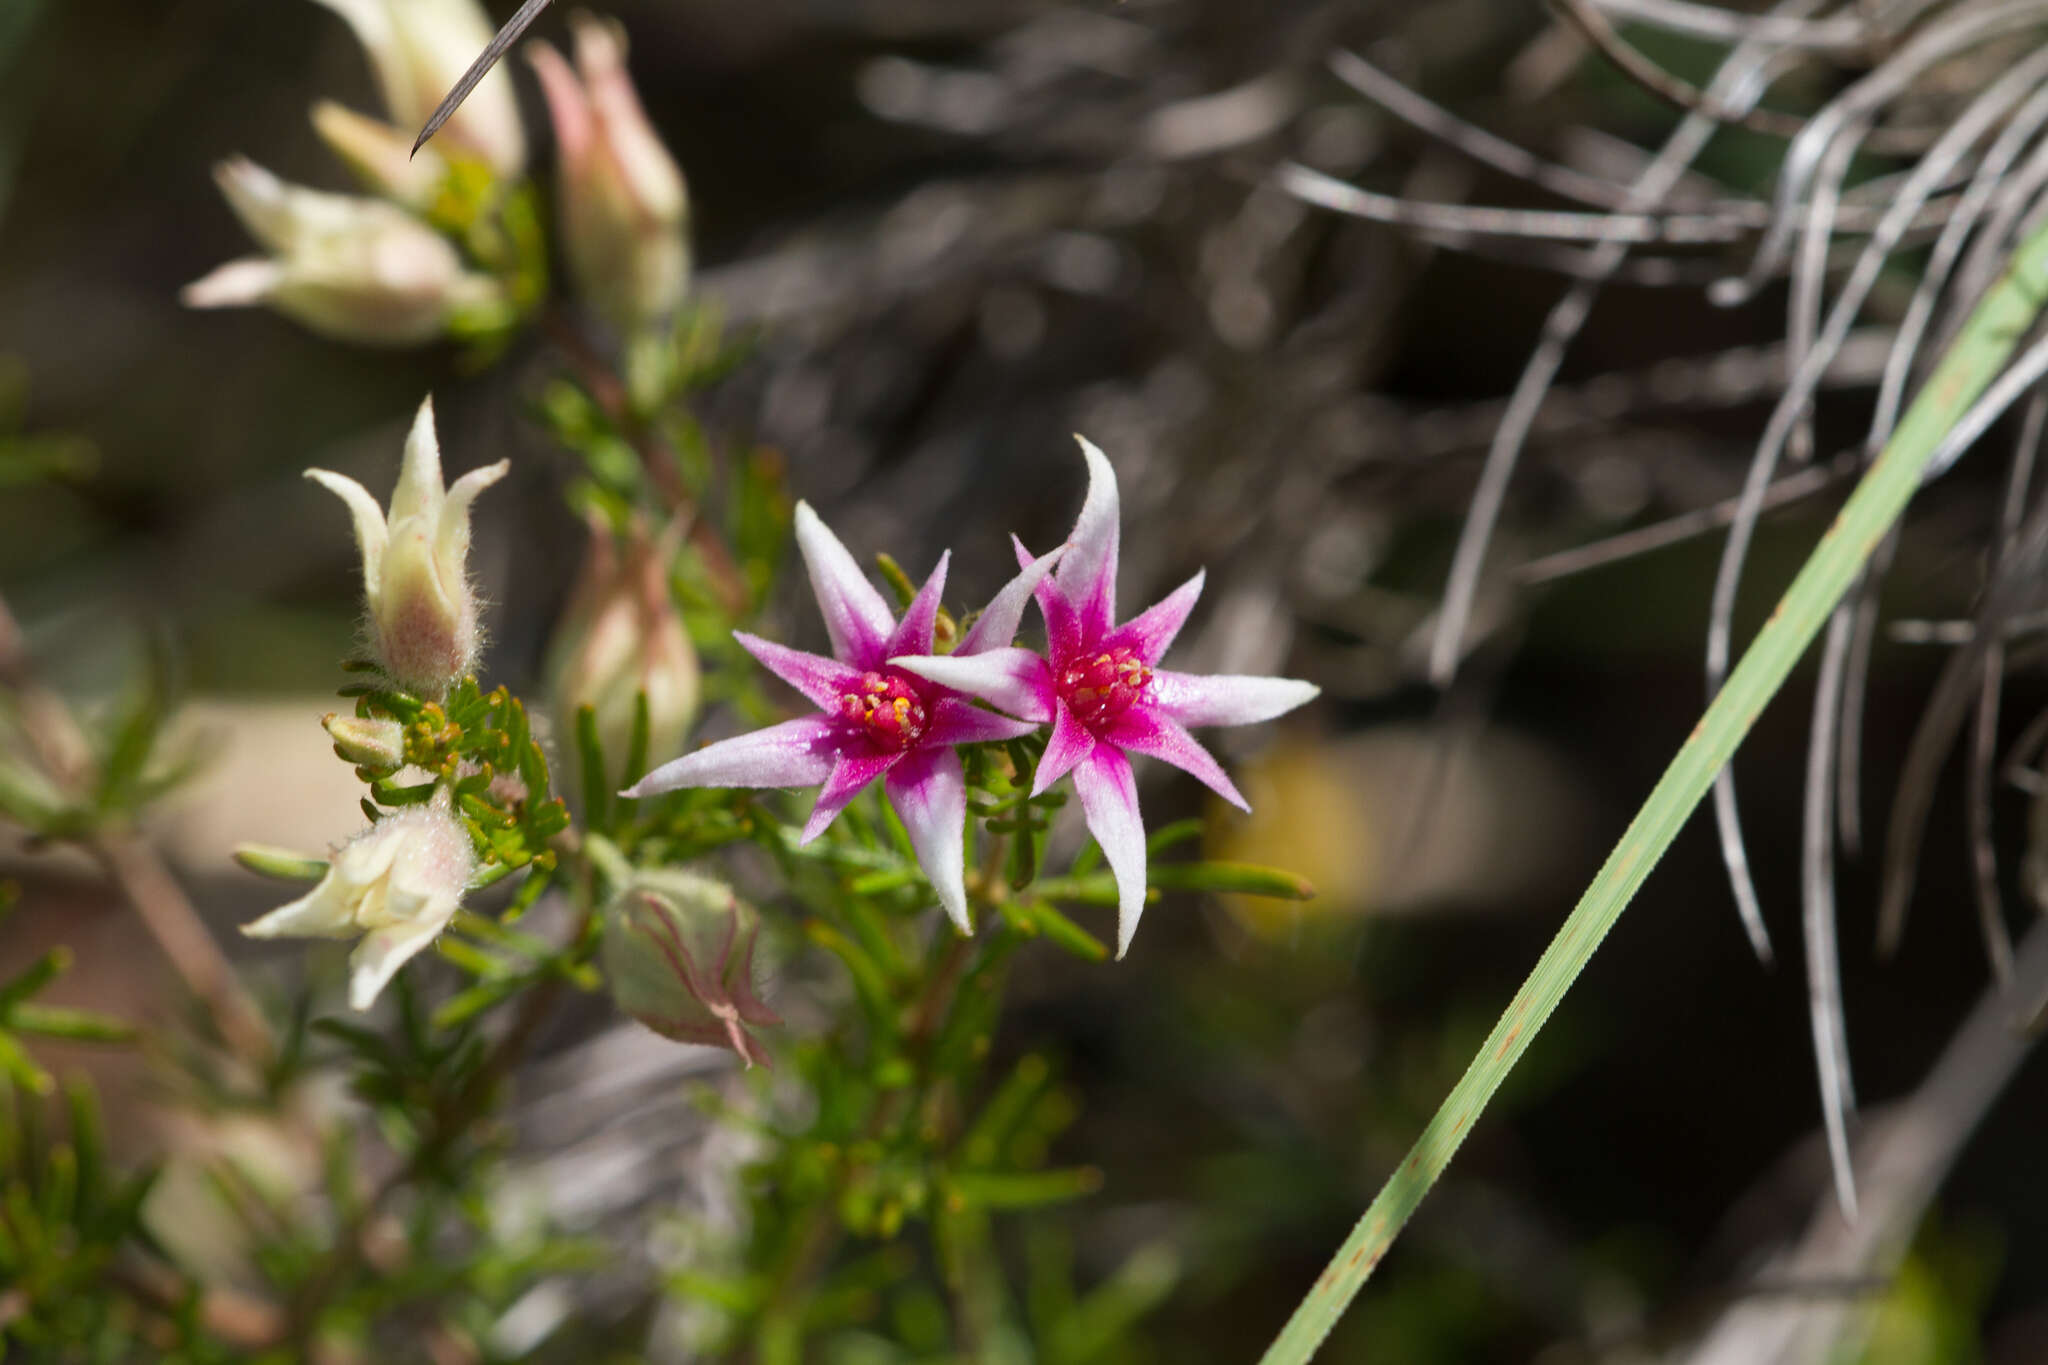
242, 794, 477, 1010
601, 867, 778, 1067
550, 517, 699, 782
323, 713, 407, 770
309, 0, 526, 178
306, 397, 508, 697
184, 158, 503, 347
529, 16, 690, 331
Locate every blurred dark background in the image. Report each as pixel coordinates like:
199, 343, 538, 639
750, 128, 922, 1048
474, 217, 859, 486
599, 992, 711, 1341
6, 0, 2048, 1359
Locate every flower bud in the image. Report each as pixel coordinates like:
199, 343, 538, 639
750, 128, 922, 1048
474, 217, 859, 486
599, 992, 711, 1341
309, 0, 526, 178
242, 794, 477, 1010
306, 396, 509, 697
529, 16, 690, 331
184, 158, 505, 347
324, 713, 407, 770
601, 867, 779, 1066
312, 99, 449, 210
549, 516, 699, 783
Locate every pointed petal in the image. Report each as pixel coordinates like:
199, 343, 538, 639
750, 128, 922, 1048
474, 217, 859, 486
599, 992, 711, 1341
437, 457, 510, 575
348, 917, 445, 1010
1031, 700, 1096, 796
182, 257, 282, 309
736, 632, 864, 711
1105, 570, 1204, 665
1071, 745, 1147, 958
305, 468, 390, 613
891, 647, 1053, 722
240, 874, 361, 940
1103, 707, 1247, 811
1017, 534, 1083, 659
794, 501, 897, 667
624, 715, 844, 797
885, 746, 971, 934
1149, 671, 1320, 728
389, 396, 446, 528
1055, 436, 1120, 638
884, 551, 950, 659
921, 698, 1041, 747
957, 545, 1065, 656
800, 750, 901, 843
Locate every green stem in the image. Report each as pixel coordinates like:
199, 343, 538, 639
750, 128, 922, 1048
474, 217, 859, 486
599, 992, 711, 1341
1256, 219, 2048, 1363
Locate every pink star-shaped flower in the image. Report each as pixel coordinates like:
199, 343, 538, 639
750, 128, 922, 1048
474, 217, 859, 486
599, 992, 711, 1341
893, 439, 1318, 956
626, 502, 1059, 932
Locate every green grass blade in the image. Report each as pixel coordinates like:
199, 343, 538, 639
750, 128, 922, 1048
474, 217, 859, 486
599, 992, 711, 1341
1256, 219, 2048, 1364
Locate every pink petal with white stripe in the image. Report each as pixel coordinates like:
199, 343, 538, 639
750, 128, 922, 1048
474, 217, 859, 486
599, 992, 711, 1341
923, 698, 1041, 748
800, 749, 903, 844
625, 715, 844, 797
885, 746, 972, 933
1015, 534, 1082, 660
956, 545, 1064, 656
1148, 671, 1320, 728
1103, 707, 1247, 811
1031, 700, 1096, 797
1071, 745, 1148, 958
890, 647, 1055, 723
1055, 437, 1121, 639
794, 501, 897, 667
883, 551, 949, 659
1104, 570, 1204, 665
735, 633, 865, 712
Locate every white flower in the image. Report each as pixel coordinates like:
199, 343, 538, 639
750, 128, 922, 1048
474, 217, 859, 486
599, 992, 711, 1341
309, 0, 527, 178
528, 15, 690, 330
242, 796, 477, 1010
307, 397, 509, 697
183, 158, 503, 347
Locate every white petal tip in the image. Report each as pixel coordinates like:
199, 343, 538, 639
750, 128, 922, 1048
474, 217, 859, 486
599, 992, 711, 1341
181, 259, 279, 309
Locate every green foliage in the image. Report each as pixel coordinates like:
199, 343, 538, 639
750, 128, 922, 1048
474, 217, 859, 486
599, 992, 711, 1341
0, 886, 133, 1098
0, 1077, 166, 1357
336, 675, 568, 891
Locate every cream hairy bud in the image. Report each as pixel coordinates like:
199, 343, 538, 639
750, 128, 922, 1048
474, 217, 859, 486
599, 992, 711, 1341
306, 397, 508, 698
184, 158, 503, 347
241, 794, 477, 1010
308, 0, 527, 178
529, 15, 691, 331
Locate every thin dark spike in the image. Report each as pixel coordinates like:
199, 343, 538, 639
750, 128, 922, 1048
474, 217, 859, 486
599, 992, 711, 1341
413, 0, 557, 159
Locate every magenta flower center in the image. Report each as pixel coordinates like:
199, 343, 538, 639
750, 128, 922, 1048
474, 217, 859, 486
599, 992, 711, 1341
838, 671, 929, 751
1058, 646, 1152, 729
